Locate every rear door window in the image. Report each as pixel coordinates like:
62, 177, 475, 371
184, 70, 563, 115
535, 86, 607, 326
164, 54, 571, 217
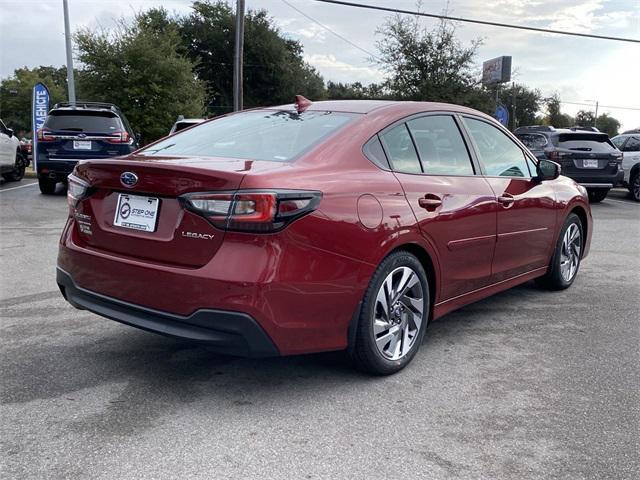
45, 111, 122, 133
516, 133, 548, 150
406, 115, 474, 175
623, 136, 640, 152
611, 136, 627, 150
463, 117, 531, 178
556, 134, 616, 152
380, 124, 422, 174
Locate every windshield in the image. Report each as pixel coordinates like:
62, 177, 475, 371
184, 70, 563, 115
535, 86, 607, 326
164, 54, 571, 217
142, 110, 356, 161
44, 111, 122, 133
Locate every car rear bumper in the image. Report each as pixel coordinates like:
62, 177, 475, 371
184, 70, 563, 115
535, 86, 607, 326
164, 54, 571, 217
57, 216, 372, 355
37, 159, 78, 181
57, 267, 279, 357
571, 171, 624, 188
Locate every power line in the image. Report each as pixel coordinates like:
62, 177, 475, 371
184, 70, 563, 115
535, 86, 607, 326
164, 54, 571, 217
560, 101, 640, 112
281, 0, 381, 60
313, 0, 640, 44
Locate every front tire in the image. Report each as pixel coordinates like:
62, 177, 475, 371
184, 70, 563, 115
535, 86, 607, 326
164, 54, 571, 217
587, 188, 609, 203
350, 251, 430, 375
38, 177, 57, 195
629, 172, 640, 202
535, 213, 583, 290
2, 152, 26, 182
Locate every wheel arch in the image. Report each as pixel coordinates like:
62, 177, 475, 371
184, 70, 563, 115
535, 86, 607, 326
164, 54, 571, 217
391, 243, 437, 317
568, 205, 588, 257
347, 241, 439, 353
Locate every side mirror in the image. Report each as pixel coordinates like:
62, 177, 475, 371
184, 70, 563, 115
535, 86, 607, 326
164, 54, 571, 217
135, 132, 142, 143
6, 128, 14, 138
536, 159, 560, 181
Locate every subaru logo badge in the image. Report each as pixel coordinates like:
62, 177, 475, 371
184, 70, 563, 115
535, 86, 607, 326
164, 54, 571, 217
120, 172, 138, 188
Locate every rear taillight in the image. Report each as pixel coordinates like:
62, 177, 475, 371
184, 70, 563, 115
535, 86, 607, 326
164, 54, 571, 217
181, 190, 322, 232
107, 130, 131, 144
37, 128, 55, 142
544, 150, 569, 161
67, 174, 91, 208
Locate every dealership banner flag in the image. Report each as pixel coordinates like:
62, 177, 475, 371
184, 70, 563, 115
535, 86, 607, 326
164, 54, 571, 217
31, 82, 50, 171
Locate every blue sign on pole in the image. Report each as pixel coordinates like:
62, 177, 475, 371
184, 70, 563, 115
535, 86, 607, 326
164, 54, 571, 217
32, 82, 50, 171
495, 104, 509, 127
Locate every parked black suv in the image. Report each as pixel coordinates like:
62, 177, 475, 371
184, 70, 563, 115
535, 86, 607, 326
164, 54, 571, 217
36, 102, 139, 194
515, 126, 623, 202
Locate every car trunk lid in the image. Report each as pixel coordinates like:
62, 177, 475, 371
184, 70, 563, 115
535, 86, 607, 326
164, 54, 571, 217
71, 155, 281, 267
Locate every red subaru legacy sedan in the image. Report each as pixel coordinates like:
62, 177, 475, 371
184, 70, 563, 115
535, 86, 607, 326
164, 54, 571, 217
57, 99, 592, 375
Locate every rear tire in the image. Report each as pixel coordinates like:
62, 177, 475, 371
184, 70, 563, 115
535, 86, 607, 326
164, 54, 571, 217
587, 188, 609, 203
629, 172, 640, 202
535, 213, 583, 291
349, 251, 430, 375
38, 177, 57, 195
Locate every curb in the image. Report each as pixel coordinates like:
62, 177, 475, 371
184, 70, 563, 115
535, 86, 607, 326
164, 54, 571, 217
25, 169, 37, 179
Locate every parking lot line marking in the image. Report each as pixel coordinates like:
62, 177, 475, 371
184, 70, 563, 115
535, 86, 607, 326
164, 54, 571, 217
0, 182, 38, 193
605, 198, 639, 206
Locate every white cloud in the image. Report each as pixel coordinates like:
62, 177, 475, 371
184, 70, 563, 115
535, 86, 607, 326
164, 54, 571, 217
304, 54, 384, 83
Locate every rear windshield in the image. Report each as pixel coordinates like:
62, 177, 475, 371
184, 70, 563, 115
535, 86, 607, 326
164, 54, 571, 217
556, 133, 616, 152
516, 133, 548, 150
45, 111, 122, 133
142, 110, 356, 161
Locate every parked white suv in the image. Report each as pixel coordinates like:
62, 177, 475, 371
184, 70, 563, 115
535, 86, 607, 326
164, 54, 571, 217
612, 133, 640, 201
0, 119, 27, 182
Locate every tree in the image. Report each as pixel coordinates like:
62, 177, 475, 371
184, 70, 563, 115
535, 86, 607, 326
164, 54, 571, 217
575, 110, 595, 126
326, 81, 390, 100
0, 66, 70, 136
594, 113, 621, 137
179, 1, 325, 114
74, 9, 206, 143
506, 83, 542, 130
542, 94, 574, 128
374, 14, 492, 112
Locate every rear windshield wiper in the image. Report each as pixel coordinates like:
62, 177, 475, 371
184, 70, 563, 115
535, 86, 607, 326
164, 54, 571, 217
142, 143, 176, 155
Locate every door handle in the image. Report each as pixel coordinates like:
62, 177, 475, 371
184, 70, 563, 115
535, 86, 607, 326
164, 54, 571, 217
497, 194, 515, 208
418, 194, 442, 211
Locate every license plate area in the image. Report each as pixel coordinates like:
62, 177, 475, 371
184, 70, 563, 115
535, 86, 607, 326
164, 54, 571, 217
113, 194, 160, 232
582, 159, 599, 168
73, 140, 92, 150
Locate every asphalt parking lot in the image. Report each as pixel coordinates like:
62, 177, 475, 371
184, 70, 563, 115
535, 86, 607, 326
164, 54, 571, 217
1, 179, 638, 480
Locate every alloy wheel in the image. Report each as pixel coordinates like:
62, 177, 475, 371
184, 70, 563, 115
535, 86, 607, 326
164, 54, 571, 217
633, 175, 640, 201
373, 266, 425, 360
560, 223, 581, 282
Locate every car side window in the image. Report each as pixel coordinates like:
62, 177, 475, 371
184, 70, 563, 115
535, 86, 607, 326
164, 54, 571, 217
406, 115, 474, 175
463, 117, 531, 178
380, 124, 422, 174
363, 135, 390, 169
611, 136, 627, 150
624, 136, 640, 152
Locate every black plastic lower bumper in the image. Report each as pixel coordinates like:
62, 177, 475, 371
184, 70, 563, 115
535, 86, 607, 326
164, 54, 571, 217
56, 268, 279, 357
37, 160, 77, 181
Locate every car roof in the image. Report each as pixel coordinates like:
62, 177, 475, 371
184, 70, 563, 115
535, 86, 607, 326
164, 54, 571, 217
176, 119, 205, 123
270, 99, 494, 118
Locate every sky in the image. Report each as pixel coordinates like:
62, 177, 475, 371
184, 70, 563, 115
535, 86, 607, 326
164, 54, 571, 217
1, 0, 639, 130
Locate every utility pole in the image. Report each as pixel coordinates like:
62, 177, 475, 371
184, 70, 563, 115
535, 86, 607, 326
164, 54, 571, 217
63, 0, 76, 104
512, 81, 517, 130
594, 101, 599, 128
233, 0, 245, 111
